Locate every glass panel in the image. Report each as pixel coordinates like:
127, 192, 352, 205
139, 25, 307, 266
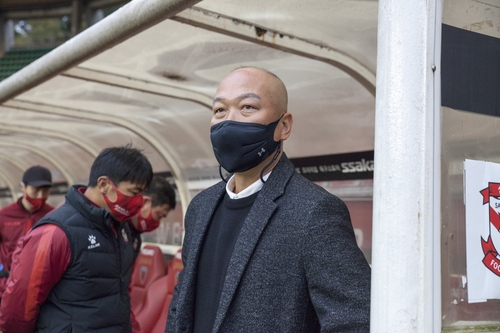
441, 108, 500, 329
441, 0, 500, 330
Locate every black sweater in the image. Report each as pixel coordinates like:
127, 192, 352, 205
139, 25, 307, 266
193, 191, 259, 333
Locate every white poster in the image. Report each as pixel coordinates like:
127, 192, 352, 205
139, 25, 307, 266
464, 159, 500, 302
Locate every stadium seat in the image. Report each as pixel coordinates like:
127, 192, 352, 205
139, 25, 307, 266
130, 245, 167, 316
136, 249, 183, 333
150, 294, 173, 333
136, 274, 169, 333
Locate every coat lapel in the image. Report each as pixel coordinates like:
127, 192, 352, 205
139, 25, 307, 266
212, 154, 295, 333
176, 182, 226, 327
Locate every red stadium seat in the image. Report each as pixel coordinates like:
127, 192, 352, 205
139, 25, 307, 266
133, 248, 183, 333
150, 294, 173, 333
130, 245, 167, 316
136, 249, 183, 333
136, 274, 169, 333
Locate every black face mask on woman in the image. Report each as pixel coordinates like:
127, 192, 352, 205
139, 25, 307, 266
210, 115, 283, 175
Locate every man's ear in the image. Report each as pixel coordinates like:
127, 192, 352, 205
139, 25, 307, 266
140, 196, 152, 218
97, 177, 110, 194
142, 196, 152, 206
278, 112, 293, 141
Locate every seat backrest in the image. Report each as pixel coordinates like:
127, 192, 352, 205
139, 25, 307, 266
135, 248, 183, 332
136, 274, 169, 333
151, 293, 173, 333
130, 245, 167, 316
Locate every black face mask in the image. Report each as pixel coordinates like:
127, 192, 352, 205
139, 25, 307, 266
210, 115, 283, 174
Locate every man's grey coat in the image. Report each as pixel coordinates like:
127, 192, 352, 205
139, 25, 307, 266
165, 154, 371, 333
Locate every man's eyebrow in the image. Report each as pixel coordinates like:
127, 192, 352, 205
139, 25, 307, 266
213, 93, 261, 105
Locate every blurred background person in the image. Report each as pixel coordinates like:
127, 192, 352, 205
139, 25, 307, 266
0, 165, 53, 299
128, 175, 176, 258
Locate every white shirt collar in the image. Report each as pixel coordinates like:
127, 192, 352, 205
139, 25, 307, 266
225, 172, 272, 199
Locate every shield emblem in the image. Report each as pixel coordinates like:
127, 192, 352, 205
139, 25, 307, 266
480, 182, 500, 276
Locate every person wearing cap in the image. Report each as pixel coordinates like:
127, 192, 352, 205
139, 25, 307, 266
0, 165, 54, 298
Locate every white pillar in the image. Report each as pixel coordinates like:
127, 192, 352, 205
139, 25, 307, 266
371, 1, 441, 332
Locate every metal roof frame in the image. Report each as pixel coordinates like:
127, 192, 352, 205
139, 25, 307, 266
0, 141, 75, 185
4, 98, 192, 211
173, 7, 376, 96
0, 122, 100, 157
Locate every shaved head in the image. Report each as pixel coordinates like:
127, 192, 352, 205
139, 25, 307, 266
224, 67, 288, 116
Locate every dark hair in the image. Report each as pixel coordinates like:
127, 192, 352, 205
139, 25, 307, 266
144, 175, 176, 210
88, 145, 153, 189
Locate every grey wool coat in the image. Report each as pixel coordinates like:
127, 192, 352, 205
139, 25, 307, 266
165, 154, 371, 333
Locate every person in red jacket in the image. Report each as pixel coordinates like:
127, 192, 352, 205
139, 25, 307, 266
0, 165, 54, 298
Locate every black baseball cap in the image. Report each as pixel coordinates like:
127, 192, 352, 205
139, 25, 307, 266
22, 166, 52, 188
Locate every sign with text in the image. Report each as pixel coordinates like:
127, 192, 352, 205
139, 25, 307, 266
290, 151, 374, 181
464, 159, 500, 302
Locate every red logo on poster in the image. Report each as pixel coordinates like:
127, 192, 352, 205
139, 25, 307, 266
480, 182, 500, 276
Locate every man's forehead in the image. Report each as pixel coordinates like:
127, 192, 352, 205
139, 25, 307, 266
213, 92, 261, 104
215, 68, 286, 111
215, 72, 271, 98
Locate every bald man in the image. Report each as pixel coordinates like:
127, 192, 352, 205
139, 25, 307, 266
165, 67, 371, 333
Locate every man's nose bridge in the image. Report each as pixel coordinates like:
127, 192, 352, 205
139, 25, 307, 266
226, 107, 239, 121
226, 109, 236, 121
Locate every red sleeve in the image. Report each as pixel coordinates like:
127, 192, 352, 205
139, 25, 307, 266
0, 224, 70, 333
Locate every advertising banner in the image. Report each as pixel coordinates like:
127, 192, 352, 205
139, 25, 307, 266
464, 159, 500, 302
290, 150, 374, 182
